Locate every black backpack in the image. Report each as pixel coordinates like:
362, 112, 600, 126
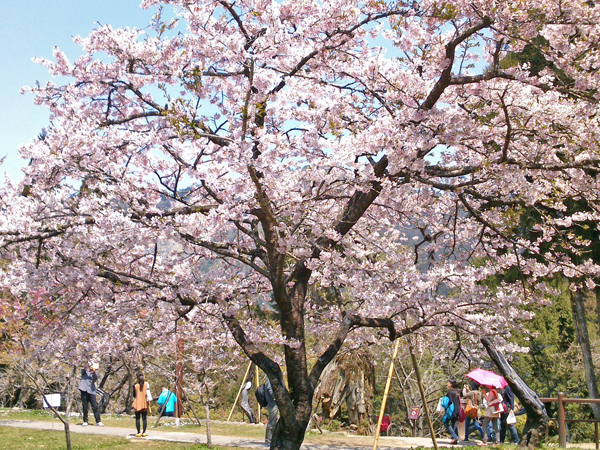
255, 383, 268, 407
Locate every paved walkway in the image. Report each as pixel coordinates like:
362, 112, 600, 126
0, 419, 474, 449
2, 419, 598, 449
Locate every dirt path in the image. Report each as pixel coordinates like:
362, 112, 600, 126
0, 419, 542, 449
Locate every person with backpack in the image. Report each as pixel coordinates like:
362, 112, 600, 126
256, 380, 279, 446
440, 379, 461, 444
499, 385, 520, 444
462, 381, 484, 442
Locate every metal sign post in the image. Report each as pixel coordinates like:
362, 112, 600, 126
408, 407, 421, 437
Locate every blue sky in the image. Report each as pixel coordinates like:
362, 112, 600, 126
0, 0, 162, 181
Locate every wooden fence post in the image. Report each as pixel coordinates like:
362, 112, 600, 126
558, 392, 566, 448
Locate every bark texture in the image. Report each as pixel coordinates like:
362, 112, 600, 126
481, 337, 549, 448
314, 350, 375, 433
571, 287, 600, 420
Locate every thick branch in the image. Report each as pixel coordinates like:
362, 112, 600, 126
100, 111, 163, 127
215, 294, 294, 425
178, 232, 270, 278
421, 17, 493, 111
131, 204, 216, 221
481, 336, 549, 444
308, 313, 433, 389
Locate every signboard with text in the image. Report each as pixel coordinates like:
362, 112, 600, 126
43, 393, 61, 408
409, 407, 421, 420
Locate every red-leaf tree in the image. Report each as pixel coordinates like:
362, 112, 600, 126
1, 1, 599, 448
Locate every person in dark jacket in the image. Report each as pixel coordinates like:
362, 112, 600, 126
264, 380, 279, 446
78, 361, 103, 427
441, 379, 461, 444
500, 385, 520, 444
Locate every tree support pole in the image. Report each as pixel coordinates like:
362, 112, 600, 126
255, 365, 261, 423
372, 339, 400, 450
409, 341, 438, 450
175, 338, 184, 426
227, 361, 253, 422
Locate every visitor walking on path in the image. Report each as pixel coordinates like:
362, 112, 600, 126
132, 371, 152, 437
78, 361, 104, 427
440, 380, 461, 445
481, 386, 502, 445
500, 385, 520, 444
462, 381, 484, 442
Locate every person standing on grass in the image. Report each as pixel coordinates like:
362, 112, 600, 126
78, 361, 104, 427
132, 371, 151, 437
264, 380, 279, 446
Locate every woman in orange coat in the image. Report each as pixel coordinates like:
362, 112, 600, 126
132, 371, 151, 437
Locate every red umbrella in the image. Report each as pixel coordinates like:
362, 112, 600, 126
466, 368, 508, 389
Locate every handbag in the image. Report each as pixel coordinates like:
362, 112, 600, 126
146, 383, 153, 402
436, 398, 445, 412
465, 400, 478, 419
493, 393, 504, 413
506, 410, 517, 424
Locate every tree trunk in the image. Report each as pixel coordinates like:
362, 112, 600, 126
62, 365, 77, 450
571, 287, 600, 419
122, 370, 133, 414
101, 373, 128, 414
199, 381, 212, 448
481, 337, 549, 448
595, 287, 600, 338
64, 421, 72, 450
271, 418, 308, 450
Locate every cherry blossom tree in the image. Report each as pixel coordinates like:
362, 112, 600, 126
1, 0, 600, 448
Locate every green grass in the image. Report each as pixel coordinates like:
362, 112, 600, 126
0, 408, 266, 438
0, 408, 357, 445
0, 426, 244, 450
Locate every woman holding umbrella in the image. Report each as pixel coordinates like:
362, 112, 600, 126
465, 369, 507, 446
481, 385, 502, 445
